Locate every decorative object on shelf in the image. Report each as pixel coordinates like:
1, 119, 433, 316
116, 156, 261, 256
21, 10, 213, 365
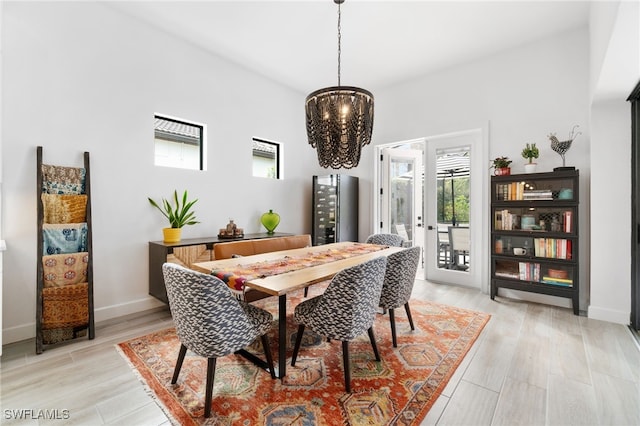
558, 188, 573, 200
260, 209, 281, 234
218, 219, 244, 239
305, 0, 373, 169
549, 125, 581, 171
491, 156, 512, 176
521, 143, 539, 173
148, 190, 199, 243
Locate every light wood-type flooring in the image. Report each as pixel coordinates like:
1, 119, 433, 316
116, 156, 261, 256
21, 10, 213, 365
2, 279, 639, 425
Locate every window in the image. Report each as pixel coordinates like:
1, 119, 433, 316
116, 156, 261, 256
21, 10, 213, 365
154, 115, 205, 170
252, 138, 281, 179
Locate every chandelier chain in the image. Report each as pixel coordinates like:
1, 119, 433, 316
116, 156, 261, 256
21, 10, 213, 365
337, 2, 341, 86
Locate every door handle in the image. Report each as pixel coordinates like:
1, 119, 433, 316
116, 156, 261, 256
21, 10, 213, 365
427, 225, 434, 230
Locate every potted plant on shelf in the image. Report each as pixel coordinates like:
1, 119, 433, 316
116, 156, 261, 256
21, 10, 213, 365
148, 190, 199, 243
521, 143, 539, 173
491, 156, 512, 176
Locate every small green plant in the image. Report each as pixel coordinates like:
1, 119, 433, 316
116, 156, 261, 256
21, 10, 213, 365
491, 156, 512, 169
521, 143, 539, 164
148, 190, 199, 228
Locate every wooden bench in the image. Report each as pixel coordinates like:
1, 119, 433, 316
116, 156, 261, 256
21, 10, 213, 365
213, 234, 312, 301
213, 234, 312, 260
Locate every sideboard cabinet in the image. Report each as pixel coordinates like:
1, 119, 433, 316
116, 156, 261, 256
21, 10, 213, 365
149, 232, 292, 303
490, 170, 579, 314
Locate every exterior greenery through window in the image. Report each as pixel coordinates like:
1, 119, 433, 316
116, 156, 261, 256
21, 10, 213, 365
252, 138, 281, 179
437, 150, 470, 225
154, 115, 204, 170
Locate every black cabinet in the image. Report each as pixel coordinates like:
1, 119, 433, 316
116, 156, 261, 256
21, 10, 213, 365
312, 175, 358, 245
490, 170, 579, 314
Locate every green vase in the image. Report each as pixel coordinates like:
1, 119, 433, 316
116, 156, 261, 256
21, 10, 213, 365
261, 209, 280, 234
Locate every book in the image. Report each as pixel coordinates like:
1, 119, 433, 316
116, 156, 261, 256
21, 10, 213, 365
563, 211, 573, 233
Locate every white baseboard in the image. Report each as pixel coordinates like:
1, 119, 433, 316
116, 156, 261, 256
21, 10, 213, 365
2, 296, 166, 346
587, 304, 630, 325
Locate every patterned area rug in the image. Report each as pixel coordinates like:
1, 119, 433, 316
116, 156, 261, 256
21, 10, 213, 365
117, 287, 490, 425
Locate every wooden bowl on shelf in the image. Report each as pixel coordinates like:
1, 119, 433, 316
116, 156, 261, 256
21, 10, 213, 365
547, 269, 568, 279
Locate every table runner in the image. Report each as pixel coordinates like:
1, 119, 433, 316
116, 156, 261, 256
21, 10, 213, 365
212, 243, 387, 291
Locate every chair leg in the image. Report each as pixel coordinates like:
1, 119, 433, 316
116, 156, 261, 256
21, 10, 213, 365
404, 302, 415, 331
342, 340, 351, 393
367, 327, 381, 361
171, 344, 188, 384
204, 358, 216, 418
389, 308, 400, 347
260, 334, 276, 379
291, 324, 305, 366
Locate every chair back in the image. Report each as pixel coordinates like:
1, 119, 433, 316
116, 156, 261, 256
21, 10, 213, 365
449, 226, 470, 252
379, 246, 421, 309
162, 263, 262, 358
365, 233, 405, 247
306, 257, 387, 341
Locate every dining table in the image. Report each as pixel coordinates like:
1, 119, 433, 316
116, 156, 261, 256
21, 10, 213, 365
192, 241, 404, 378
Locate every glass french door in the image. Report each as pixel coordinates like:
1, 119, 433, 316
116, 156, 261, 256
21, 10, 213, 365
380, 147, 424, 256
425, 130, 482, 288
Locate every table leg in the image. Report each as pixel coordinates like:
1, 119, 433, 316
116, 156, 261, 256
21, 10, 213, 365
278, 294, 287, 379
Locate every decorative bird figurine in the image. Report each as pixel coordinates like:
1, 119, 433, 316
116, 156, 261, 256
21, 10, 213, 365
549, 125, 581, 170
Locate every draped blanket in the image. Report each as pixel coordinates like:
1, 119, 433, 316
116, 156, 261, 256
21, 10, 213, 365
39, 163, 89, 345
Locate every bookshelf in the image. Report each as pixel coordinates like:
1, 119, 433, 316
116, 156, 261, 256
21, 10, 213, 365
490, 170, 579, 314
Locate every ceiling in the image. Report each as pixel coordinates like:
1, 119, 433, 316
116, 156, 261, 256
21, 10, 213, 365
108, 1, 591, 95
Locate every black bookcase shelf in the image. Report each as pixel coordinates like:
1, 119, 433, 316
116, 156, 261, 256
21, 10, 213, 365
490, 170, 579, 314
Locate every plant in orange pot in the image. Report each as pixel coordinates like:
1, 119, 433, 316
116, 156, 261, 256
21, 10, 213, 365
148, 190, 199, 243
491, 156, 512, 176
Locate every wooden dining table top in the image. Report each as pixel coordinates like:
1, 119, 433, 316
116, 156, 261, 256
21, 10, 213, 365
191, 242, 404, 296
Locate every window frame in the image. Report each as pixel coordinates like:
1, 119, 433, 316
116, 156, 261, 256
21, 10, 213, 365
252, 137, 282, 179
154, 113, 207, 171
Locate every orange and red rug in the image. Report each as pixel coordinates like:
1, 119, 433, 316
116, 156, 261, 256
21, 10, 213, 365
117, 288, 490, 425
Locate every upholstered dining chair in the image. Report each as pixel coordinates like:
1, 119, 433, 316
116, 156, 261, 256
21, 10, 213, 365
162, 263, 276, 418
365, 233, 406, 247
291, 256, 387, 392
378, 246, 422, 347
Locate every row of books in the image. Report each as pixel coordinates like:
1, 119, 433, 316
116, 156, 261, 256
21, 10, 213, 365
532, 238, 572, 259
518, 262, 540, 281
494, 209, 519, 230
494, 262, 574, 287
495, 183, 558, 201
495, 182, 526, 201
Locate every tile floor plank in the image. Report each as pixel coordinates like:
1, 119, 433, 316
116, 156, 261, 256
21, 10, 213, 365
1, 279, 638, 426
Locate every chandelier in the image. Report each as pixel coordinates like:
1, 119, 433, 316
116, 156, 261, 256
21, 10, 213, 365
305, 0, 374, 169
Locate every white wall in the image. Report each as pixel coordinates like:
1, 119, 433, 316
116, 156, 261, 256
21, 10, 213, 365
588, 1, 640, 324
1, 2, 323, 343
371, 28, 591, 311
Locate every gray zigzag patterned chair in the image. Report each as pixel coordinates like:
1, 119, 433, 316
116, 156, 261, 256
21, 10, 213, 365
365, 233, 405, 247
378, 246, 422, 347
162, 263, 276, 418
291, 256, 387, 392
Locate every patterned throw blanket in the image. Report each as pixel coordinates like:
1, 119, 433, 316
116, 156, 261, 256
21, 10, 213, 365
40, 163, 89, 344
212, 243, 386, 291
